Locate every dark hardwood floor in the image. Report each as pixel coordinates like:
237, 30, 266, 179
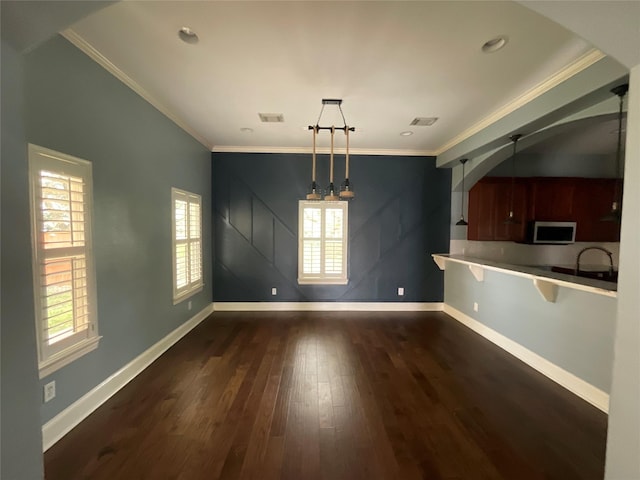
45, 311, 608, 480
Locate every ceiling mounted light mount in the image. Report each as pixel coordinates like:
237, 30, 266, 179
482, 35, 508, 53
601, 83, 629, 222
305, 99, 356, 201
178, 27, 199, 44
456, 158, 469, 226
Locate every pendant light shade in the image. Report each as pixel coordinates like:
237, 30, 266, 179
456, 158, 469, 226
339, 128, 355, 200
600, 83, 628, 222
504, 134, 522, 225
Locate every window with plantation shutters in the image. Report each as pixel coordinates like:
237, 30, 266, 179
28, 144, 100, 377
172, 188, 203, 302
298, 201, 348, 285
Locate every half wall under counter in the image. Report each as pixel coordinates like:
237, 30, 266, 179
434, 254, 617, 413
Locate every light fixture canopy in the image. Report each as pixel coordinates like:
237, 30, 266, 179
178, 27, 199, 44
600, 83, 628, 222
456, 158, 469, 226
504, 134, 522, 225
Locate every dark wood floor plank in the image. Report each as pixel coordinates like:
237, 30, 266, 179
45, 311, 608, 480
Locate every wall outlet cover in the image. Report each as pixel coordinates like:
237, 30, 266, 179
44, 381, 56, 403
398, 287, 404, 296
473, 302, 479, 312
271, 287, 277, 295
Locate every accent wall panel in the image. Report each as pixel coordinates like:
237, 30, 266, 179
212, 153, 450, 302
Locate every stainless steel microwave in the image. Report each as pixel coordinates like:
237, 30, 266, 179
527, 221, 577, 244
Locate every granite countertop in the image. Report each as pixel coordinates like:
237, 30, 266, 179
434, 254, 617, 293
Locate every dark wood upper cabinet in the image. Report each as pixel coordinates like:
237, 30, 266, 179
467, 177, 620, 242
468, 178, 527, 242
529, 178, 576, 221
573, 178, 620, 242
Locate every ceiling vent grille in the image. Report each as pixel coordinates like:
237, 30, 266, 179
258, 113, 285, 123
410, 117, 438, 126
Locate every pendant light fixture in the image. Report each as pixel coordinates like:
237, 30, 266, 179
306, 125, 322, 200
456, 158, 469, 226
340, 127, 355, 199
504, 134, 522, 225
600, 83, 629, 222
306, 99, 356, 202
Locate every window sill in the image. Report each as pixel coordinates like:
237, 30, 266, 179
173, 284, 204, 305
298, 278, 349, 285
39, 335, 102, 379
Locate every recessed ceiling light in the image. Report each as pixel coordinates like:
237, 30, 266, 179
400, 131, 414, 136
482, 35, 508, 53
240, 127, 254, 133
178, 27, 199, 44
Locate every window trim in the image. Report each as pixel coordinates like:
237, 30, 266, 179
171, 187, 203, 304
28, 144, 100, 378
298, 200, 349, 285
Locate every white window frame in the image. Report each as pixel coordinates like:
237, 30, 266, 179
298, 200, 349, 285
28, 144, 100, 378
172, 187, 203, 303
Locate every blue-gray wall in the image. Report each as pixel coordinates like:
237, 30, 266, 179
486, 151, 617, 178
1, 39, 45, 480
444, 260, 616, 392
23, 35, 213, 424
1, 31, 213, 444
213, 153, 451, 302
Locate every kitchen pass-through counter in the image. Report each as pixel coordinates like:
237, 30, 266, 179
432, 254, 617, 302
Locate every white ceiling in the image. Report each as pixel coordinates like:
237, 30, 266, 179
64, 1, 601, 154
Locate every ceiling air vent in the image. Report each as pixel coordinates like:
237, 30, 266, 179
258, 113, 285, 123
410, 117, 439, 126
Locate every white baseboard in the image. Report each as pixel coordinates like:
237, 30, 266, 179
213, 302, 444, 312
42, 303, 214, 451
443, 304, 609, 413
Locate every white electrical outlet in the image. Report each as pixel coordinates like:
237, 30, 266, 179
44, 381, 56, 403
473, 302, 479, 312
398, 287, 404, 296
187, 301, 192, 311
271, 287, 277, 296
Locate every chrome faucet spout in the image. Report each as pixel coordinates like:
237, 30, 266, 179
576, 246, 614, 275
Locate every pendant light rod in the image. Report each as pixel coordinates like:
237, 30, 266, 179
345, 128, 350, 178
600, 83, 628, 221
312, 126, 317, 182
505, 134, 522, 224
456, 158, 469, 226
613, 84, 627, 184
330, 126, 335, 183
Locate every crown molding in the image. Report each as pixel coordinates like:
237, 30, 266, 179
434, 48, 607, 156
211, 145, 438, 157
61, 29, 213, 150
61, 29, 605, 161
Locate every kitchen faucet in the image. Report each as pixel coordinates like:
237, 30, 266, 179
575, 246, 614, 275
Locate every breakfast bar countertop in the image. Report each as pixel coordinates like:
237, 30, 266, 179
432, 254, 617, 299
